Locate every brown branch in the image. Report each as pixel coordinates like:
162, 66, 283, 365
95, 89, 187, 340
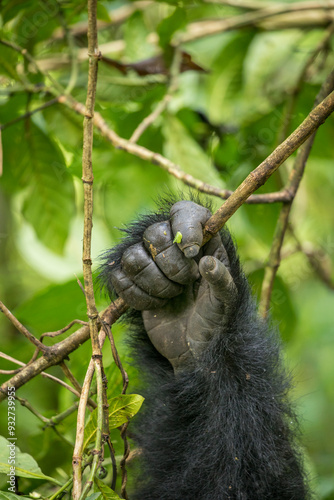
203, 88, 334, 240
258, 70, 334, 317
0, 299, 128, 403
40, 319, 88, 340
73, 0, 102, 496
0, 351, 95, 406
63, 100, 297, 204
60, 361, 97, 410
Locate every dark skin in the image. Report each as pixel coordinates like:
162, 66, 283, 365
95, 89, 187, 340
109, 201, 237, 371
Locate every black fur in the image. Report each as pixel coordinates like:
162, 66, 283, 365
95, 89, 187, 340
99, 197, 310, 500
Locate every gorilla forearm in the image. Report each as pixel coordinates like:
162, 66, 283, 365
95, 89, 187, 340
99, 198, 310, 500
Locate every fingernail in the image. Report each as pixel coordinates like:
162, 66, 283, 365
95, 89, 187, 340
184, 244, 200, 258
204, 256, 216, 271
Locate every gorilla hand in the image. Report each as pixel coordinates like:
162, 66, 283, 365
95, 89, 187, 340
108, 201, 238, 371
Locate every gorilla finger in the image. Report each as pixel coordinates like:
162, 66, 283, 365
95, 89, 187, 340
170, 201, 211, 258
143, 221, 199, 285
110, 267, 166, 310
199, 256, 237, 304
122, 242, 183, 298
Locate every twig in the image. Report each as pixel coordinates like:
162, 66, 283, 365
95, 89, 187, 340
0, 301, 50, 353
60, 362, 97, 410
290, 230, 334, 291
45, 402, 79, 428
0, 98, 60, 131
41, 319, 88, 340
104, 325, 128, 395
0, 39, 68, 98
15, 395, 49, 423
129, 94, 171, 144
48, 476, 74, 500
203, 88, 334, 240
73, 331, 106, 500
120, 421, 130, 499
258, 70, 334, 317
129, 48, 182, 144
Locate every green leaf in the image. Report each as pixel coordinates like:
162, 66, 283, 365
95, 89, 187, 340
0, 44, 19, 79
2, 122, 75, 254
83, 395, 144, 451
14, 279, 86, 334
0, 493, 30, 500
173, 231, 182, 244
87, 493, 102, 500
163, 115, 225, 188
0, 436, 61, 485
206, 31, 255, 123
94, 477, 122, 499
157, 8, 187, 50
97, 4, 110, 22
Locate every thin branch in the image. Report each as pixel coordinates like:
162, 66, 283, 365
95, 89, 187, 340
0, 301, 50, 353
41, 320, 88, 340
290, 229, 334, 291
129, 94, 171, 144
0, 39, 68, 98
258, 70, 334, 317
60, 362, 97, 410
0, 351, 96, 405
15, 395, 50, 424
73, 0, 103, 497
129, 47, 182, 144
73, 332, 106, 500
0, 299, 128, 402
120, 421, 130, 500
48, 477, 74, 500
46, 402, 79, 428
0, 98, 60, 131
104, 325, 128, 395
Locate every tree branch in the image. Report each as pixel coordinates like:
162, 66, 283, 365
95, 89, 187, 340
258, 70, 334, 317
73, 0, 103, 496
0, 299, 128, 403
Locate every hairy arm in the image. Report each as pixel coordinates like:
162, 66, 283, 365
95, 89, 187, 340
99, 198, 310, 500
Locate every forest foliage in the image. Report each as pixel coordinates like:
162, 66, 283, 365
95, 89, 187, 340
0, 1, 334, 499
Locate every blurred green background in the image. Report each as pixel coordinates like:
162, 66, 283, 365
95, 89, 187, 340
0, 1, 334, 498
